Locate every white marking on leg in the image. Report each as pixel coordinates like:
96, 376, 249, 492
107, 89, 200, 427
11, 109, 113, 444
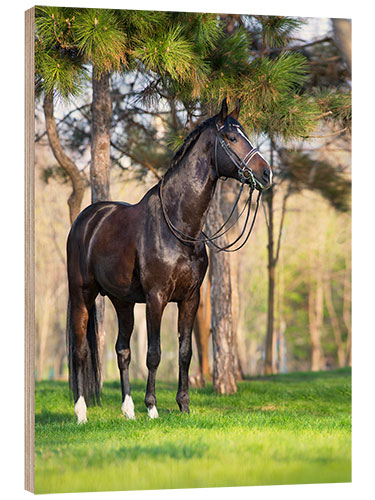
121, 394, 135, 419
74, 396, 87, 424
147, 405, 159, 419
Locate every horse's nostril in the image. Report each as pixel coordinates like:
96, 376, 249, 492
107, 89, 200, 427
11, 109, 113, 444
262, 168, 270, 181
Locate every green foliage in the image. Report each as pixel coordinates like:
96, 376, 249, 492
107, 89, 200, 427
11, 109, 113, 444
35, 8, 351, 147
118, 9, 166, 38
40, 164, 69, 185
188, 14, 223, 56
35, 370, 351, 493
35, 7, 88, 99
236, 53, 321, 138
35, 6, 76, 49
253, 16, 305, 49
35, 49, 88, 99
314, 88, 352, 134
73, 9, 127, 74
134, 25, 208, 89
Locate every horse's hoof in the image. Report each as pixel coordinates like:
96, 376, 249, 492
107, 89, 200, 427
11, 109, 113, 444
122, 395, 135, 419
176, 393, 190, 414
147, 406, 159, 419
74, 396, 87, 424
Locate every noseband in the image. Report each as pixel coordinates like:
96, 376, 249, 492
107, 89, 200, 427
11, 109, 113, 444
159, 123, 264, 252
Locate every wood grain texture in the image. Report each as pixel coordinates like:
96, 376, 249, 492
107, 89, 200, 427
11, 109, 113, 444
25, 6, 35, 493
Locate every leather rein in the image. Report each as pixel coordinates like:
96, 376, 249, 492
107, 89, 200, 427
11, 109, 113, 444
159, 124, 263, 252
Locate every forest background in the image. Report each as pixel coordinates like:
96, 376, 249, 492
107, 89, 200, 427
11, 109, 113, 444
1, 1, 373, 499
33, 8, 352, 386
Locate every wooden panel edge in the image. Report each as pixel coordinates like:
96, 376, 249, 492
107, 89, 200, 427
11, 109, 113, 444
25, 6, 35, 494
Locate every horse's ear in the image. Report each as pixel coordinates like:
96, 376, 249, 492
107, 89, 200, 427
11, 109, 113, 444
216, 98, 228, 128
229, 101, 241, 120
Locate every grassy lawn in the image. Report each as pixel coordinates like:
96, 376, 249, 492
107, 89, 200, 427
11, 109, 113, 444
34, 368, 351, 494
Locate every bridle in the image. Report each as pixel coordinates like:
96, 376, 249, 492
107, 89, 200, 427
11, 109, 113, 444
214, 123, 265, 191
159, 122, 265, 252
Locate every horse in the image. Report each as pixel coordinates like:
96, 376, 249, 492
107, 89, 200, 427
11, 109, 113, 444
66, 98, 272, 423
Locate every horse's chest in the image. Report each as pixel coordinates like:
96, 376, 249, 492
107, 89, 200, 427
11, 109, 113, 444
169, 256, 204, 300
141, 246, 207, 301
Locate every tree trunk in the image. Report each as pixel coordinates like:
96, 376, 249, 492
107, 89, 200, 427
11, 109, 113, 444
206, 184, 237, 394
265, 188, 275, 375
230, 249, 244, 380
324, 278, 346, 367
192, 278, 211, 386
221, 180, 244, 380
43, 92, 86, 224
91, 70, 112, 202
343, 229, 351, 366
90, 69, 112, 370
331, 19, 352, 73
308, 284, 323, 371
308, 260, 324, 371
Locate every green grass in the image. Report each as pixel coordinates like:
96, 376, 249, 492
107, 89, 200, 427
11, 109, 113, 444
35, 368, 351, 494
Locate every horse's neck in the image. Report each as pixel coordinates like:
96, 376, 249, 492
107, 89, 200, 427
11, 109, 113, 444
162, 131, 217, 238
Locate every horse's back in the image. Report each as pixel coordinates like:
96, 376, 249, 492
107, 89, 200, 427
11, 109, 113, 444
67, 201, 142, 297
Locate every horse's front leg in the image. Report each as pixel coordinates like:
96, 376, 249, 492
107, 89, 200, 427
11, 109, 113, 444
145, 292, 166, 418
176, 291, 200, 413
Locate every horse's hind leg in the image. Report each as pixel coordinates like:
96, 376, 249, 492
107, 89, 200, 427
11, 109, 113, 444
145, 292, 166, 418
111, 298, 136, 419
68, 281, 100, 424
71, 301, 89, 424
176, 291, 200, 413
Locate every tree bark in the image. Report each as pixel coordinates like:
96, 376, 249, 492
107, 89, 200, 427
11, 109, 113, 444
308, 243, 325, 372
331, 19, 352, 73
206, 184, 237, 394
193, 278, 211, 386
221, 180, 244, 380
43, 92, 86, 224
308, 284, 323, 371
343, 228, 351, 366
265, 188, 275, 375
264, 183, 290, 375
90, 69, 112, 369
324, 278, 346, 367
91, 70, 112, 202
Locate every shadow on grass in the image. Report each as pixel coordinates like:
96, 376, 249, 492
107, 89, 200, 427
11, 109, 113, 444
36, 410, 73, 425
244, 368, 351, 384
35, 369, 351, 425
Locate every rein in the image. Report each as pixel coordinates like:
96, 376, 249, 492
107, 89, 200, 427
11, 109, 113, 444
159, 126, 263, 252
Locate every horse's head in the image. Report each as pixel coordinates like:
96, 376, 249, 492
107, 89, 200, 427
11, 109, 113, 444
214, 99, 272, 190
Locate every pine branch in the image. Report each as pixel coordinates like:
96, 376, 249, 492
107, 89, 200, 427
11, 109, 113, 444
110, 141, 161, 179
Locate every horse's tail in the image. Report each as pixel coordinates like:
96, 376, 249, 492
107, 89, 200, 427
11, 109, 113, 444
66, 297, 102, 406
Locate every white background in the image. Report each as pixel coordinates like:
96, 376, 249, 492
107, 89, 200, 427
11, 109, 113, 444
1, 1, 374, 499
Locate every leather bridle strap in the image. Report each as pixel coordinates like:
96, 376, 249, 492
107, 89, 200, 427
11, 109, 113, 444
203, 189, 262, 253
215, 129, 264, 190
159, 175, 251, 245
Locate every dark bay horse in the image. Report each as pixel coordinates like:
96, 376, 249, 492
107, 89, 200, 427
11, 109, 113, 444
66, 99, 272, 423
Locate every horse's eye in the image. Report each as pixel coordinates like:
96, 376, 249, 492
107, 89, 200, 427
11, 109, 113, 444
229, 135, 237, 143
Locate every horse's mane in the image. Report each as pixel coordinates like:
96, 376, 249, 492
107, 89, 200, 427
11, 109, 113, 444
170, 115, 217, 169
